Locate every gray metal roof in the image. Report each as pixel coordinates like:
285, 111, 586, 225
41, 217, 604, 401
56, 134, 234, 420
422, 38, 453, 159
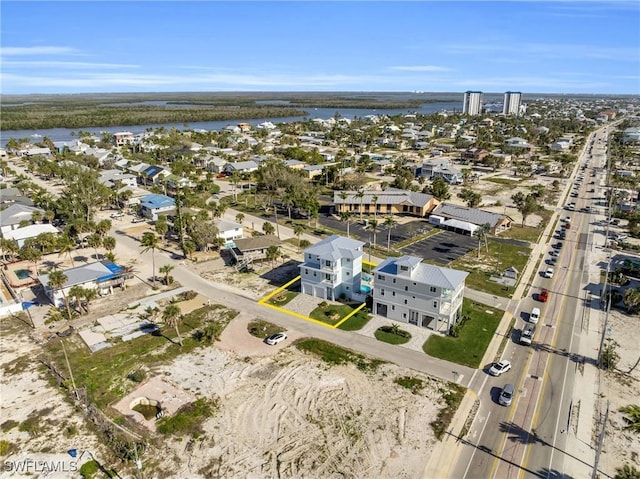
334, 188, 435, 208
39, 261, 114, 289
432, 203, 508, 228
233, 234, 281, 252
0, 204, 44, 226
304, 235, 364, 260
214, 219, 242, 232
374, 255, 468, 289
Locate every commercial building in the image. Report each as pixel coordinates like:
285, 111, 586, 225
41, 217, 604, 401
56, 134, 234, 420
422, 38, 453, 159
503, 91, 522, 115
334, 188, 440, 218
463, 91, 483, 115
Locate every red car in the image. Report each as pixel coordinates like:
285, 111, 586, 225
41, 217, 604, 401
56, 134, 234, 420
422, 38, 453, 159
539, 289, 549, 302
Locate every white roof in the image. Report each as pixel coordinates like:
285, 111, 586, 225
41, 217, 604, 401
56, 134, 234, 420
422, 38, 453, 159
4, 223, 60, 241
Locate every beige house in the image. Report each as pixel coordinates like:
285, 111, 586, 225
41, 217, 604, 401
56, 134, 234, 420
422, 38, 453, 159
334, 188, 440, 218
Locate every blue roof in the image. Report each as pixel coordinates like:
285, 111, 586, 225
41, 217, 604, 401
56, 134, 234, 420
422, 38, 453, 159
140, 194, 175, 209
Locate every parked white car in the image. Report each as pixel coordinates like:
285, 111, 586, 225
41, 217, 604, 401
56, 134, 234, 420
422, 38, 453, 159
544, 267, 554, 279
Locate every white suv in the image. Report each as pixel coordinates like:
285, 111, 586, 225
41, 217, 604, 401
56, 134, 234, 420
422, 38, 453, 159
544, 268, 554, 279
530, 307, 541, 324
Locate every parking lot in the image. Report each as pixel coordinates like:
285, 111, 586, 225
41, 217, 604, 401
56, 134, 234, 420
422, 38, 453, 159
400, 230, 477, 265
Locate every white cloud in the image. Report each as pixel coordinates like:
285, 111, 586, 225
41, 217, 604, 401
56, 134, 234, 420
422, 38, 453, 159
388, 65, 453, 72
3, 61, 138, 69
0, 46, 78, 56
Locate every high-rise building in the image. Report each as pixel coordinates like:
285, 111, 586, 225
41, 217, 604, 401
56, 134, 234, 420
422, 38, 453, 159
503, 91, 522, 115
463, 91, 483, 115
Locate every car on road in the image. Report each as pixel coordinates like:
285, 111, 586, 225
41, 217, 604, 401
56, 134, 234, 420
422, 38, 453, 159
549, 250, 559, 257
499, 383, 515, 406
265, 332, 287, 345
520, 326, 535, 345
614, 234, 628, 242
110, 212, 124, 219
530, 307, 541, 324
538, 289, 549, 303
553, 242, 564, 250
547, 257, 557, 266
544, 267, 554, 279
489, 360, 512, 377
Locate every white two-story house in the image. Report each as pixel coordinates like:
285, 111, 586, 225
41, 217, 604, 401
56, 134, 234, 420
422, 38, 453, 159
372, 255, 468, 333
299, 235, 365, 301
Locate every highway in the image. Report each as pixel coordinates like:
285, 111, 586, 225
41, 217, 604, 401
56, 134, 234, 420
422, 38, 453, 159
453, 126, 612, 479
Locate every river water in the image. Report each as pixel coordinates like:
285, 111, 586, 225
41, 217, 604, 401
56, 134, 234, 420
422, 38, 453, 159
0, 101, 462, 146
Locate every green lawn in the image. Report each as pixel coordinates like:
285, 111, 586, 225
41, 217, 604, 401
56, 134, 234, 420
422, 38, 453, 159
374, 327, 411, 345
266, 290, 299, 306
309, 303, 358, 326
337, 308, 371, 331
45, 304, 237, 409
449, 239, 531, 297
423, 299, 503, 368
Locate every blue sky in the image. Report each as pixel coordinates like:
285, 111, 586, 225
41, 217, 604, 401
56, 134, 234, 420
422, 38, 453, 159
1, 1, 638, 95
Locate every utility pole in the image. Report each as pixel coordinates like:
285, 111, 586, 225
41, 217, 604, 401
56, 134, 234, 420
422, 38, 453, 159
591, 401, 610, 479
61, 339, 79, 401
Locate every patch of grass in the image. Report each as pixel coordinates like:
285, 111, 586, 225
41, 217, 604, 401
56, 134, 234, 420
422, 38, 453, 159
18, 412, 42, 436
247, 319, 285, 339
337, 308, 371, 331
44, 304, 237, 409
484, 177, 523, 186
394, 376, 425, 394
431, 383, 466, 440
266, 290, 298, 306
423, 299, 503, 368
309, 303, 357, 326
0, 439, 16, 457
79, 460, 99, 479
157, 397, 217, 437
1, 420, 18, 432
449, 239, 531, 297
295, 338, 384, 372
501, 208, 553, 242
374, 325, 411, 345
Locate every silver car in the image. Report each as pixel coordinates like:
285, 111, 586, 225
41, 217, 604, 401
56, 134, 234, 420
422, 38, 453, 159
499, 384, 515, 406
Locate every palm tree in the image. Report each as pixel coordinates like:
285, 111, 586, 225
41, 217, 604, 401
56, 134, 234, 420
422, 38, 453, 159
367, 219, 379, 248
340, 211, 353, 238
265, 245, 280, 267
262, 222, 275, 236
293, 224, 305, 250
82, 288, 98, 314
57, 235, 76, 268
235, 213, 245, 225
159, 264, 174, 285
162, 304, 183, 347
86, 233, 102, 260
102, 236, 116, 256
140, 232, 160, 286
473, 223, 491, 259
47, 270, 73, 321
355, 189, 365, 221
372, 195, 378, 220
68, 285, 86, 314
623, 287, 640, 314
383, 216, 397, 251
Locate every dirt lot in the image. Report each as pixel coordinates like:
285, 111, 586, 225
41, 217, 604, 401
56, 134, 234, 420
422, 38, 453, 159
150, 317, 452, 478
599, 308, 640, 475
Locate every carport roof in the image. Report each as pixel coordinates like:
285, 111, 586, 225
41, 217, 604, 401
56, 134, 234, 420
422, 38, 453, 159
432, 203, 509, 228
443, 218, 478, 232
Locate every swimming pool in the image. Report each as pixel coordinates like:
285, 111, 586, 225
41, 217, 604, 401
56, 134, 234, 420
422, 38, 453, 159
360, 285, 372, 294
15, 269, 31, 280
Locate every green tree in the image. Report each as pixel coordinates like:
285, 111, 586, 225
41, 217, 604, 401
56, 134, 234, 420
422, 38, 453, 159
262, 222, 275, 236
458, 188, 482, 208
57, 235, 76, 267
235, 213, 245, 225
511, 192, 541, 227
383, 216, 397, 251
614, 464, 640, 479
619, 405, 640, 434
355, 189, 365, 221
86, 233, 102, 260
623, 287, 640, 314
162, 304, 183, 347
265, 245, 280, 266
140, 232, 159, 287
155, 216, 169, 241
473, 223, 491, 259
47, 270, 73, 321
68, 285, 86, 314
293, 224, 305, 250
340, 211, 353, 238
159, 264, 174, 285
428, 177, 451, 200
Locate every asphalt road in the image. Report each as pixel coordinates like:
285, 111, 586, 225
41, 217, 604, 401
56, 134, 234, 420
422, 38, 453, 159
451, 125, 612, 479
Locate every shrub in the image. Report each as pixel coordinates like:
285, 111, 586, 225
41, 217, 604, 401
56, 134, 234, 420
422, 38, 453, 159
157, 398, 216, 437
79, 460, 100, 479
127, 369, 147, 383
